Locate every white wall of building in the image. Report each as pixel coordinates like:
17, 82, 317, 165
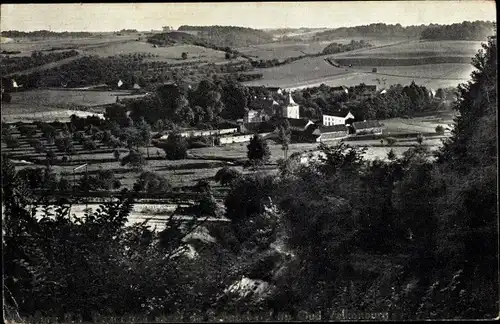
219, 132, 271, 145
160, 128, 238, 139
323, 115, 346, 126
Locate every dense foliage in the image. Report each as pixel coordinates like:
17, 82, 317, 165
1, 30, 93, 38
177, 25, 274, 47
322, 39, 372, 55
1, 50, 79, 76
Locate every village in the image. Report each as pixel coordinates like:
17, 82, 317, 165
151, 83, 384, 147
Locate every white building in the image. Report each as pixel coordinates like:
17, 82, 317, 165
282, 91, 300, 119
322, 111, 355, 126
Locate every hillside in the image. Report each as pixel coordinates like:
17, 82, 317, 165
177, 25, 274, 47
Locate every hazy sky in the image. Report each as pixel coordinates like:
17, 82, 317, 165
0, 1, 496, 32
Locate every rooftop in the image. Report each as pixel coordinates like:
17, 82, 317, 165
320, 124, 348, 133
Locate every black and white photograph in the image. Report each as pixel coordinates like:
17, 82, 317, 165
1, 1, 497, 322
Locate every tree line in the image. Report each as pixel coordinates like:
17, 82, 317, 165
1, 30, 93, 38
420, 20, 495, 41
1, 49, 79, 76
293, 81, 452, 121
313, 21, 494, 41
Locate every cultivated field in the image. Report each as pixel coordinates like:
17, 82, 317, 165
241, 39, 483, 89
84, 41, 242, 63
235, 37, 410, 60
336, 40, 483, 58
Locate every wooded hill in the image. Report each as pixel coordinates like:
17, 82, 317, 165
178, 25, 274, 47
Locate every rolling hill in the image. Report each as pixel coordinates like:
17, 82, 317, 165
177, 25, 274, 47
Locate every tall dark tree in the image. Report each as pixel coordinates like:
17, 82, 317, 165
247, 134, 271, 166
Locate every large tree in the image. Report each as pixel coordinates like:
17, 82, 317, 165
247, 134, 271, 166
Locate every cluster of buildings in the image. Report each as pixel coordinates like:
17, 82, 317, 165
237, 85, 383, 144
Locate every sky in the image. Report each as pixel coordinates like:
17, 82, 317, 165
0, 1, 496, 32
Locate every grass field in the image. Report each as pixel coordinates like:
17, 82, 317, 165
1, 89, 147, 123
2, 89, 146, 112
0, 35, 139, 54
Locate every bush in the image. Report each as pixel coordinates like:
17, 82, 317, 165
156, 132, 188, 160
121, 149, 146, 170
133, 171, 171, 193
29, 139, 45, 153
82, 138, 98, 151
435, 125, 445, 134
386, 137, 397, 146
214, 167, 242, 186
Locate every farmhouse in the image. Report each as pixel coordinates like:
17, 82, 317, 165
322, 111, 355, 126
352, 120, 384, 135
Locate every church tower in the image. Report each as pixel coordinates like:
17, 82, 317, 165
282, 90, 300, 119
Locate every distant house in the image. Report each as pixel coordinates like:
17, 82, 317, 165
317, 124, 349, 142
322, 111, 355, 126
352, 120, 384, 135
245, 98, 280, 122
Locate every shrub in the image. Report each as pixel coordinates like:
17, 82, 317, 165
386, 137, 397, 146
435, 125, 445, 134
214, 167, 242, 186
121, 149, 146, 170
82, 138, 98, 151
156, 132, 188, 160
133, 171, 171, 193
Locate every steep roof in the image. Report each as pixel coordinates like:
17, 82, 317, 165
324, 111, 349, 118
320, 124, 348, 133
353, 120, 383, 129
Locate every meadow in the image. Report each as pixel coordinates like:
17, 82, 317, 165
0, 35, 139, 54
1, 89, 147, 122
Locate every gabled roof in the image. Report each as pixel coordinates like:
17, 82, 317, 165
353, 120, 383, 129
320, 124, 348, 133
324, 112, 348, 118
